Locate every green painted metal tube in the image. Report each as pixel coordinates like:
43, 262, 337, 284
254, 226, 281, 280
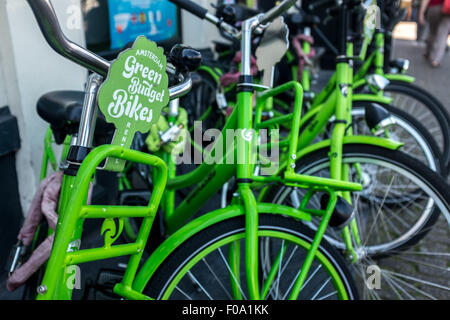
288, 192, 338, 299
283, 171, 362, 191
80, 205, 156, 219
37, 145, 167, 300
133, 203, 312, 293
239, 186, 260, 300
384, 74, 415, 83
374, 32, 385, 75
65, 243, 141, 265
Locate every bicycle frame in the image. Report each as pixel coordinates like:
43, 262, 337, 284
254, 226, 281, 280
40, 127, 71, 180
352, 31, 415, 91
30, 0, 368, 300
129, 3, 406, 260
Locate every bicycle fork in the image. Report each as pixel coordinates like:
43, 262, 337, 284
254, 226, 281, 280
332, 49, 367, 265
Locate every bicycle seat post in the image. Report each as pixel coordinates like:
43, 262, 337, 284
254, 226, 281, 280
63, 73, 103, 168
77, 74, 102, 148
240, 16, 261, 78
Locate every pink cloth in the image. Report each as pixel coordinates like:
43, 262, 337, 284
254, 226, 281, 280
291, 34, 316, 82
7, 171, 92, 292
219, 51, 259, 87
17, 172, 62, 246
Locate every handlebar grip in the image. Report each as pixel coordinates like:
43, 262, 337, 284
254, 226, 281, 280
169, 0, 208, 19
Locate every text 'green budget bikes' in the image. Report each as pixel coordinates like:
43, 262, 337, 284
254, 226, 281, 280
170, 0, 450, 299
21, 0, 369, 301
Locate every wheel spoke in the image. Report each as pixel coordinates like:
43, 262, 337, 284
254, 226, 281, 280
218, 247, 248, 300
311, 277, 331, 300
282, 264, 322, 300
202, 257, 233, 299
187, 271, 213, 300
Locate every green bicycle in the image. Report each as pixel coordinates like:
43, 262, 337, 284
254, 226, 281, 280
175, 0, 448, 252
20, 0, 367, 300
190, 0, 445, 175
168, 0, 450, 299
15, 0, 450, 300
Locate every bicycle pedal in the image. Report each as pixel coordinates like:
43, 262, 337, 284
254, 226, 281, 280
320, 195, 354, 229
119, 190, 152, 206
92, 268, 124, 300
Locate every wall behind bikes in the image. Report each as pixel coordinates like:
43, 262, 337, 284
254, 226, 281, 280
0, 0, 220, 215
0, 0, 86, 211
180, 0, 222, 48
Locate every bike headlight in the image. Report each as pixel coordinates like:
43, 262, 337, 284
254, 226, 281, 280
389, 58, 410, 74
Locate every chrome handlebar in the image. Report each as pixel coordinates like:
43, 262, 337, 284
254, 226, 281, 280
26, 0, 191, 100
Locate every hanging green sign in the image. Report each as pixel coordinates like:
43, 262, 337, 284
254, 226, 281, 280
98, 36, 169, 171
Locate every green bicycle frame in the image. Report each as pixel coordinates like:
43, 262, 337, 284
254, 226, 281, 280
33, 2, 410, 300
37, 146, 168, 300
353, 31, 415, 90
36, 77, 363, 300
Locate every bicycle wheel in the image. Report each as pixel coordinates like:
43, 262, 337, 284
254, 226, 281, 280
264, 144, 450, 299
183, 69, 224, 131
349, 212, 450, 299
266, 144, 450, 254
384, 81, 450, 172
351, 102, 444, 174
143, 214, 358, 300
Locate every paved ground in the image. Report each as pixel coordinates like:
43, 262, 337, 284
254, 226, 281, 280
376, 38, 450, 299
392, 39, 450, 108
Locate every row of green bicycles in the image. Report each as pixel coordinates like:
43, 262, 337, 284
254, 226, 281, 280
8, 0, 450, 300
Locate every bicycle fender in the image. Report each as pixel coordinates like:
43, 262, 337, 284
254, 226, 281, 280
132, 203, 311, 294
298, 136, 403, 159
352, 93, 392, 105
384, 73, 415, 83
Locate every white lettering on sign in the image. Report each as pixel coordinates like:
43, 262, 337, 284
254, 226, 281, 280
122, 56, 163, 84
105, 51, 166, 125
107, 89, 154, 123
128, 77, 165, 103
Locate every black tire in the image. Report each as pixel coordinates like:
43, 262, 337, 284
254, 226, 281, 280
384, 81, 450, 172
183, 69, 224, 131
352, 102, 445, 175
144, 214, 359, 300
264, 144, 450, 255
